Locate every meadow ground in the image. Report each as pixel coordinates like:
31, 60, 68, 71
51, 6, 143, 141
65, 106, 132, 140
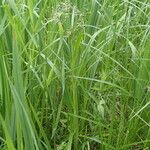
0, 0, 150, 149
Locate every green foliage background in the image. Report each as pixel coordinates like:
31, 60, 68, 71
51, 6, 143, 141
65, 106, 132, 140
0, 0, 150, 149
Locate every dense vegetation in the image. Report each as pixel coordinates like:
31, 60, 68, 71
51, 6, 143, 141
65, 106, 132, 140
0, 0, 150, 149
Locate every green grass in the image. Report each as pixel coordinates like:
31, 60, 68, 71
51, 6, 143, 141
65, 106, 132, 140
0, 0, 150, 149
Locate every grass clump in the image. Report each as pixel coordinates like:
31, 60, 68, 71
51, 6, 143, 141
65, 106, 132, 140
0, 0, 150, 150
